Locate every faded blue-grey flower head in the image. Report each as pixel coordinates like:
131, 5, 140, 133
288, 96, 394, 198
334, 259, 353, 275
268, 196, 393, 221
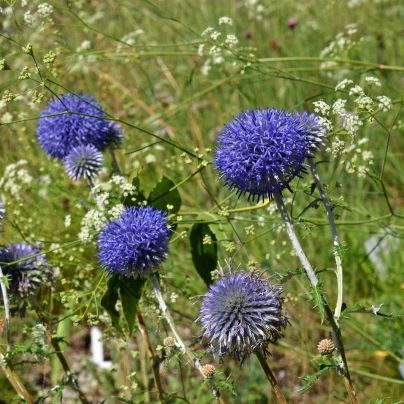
197, 270, 288, 364
0, 201, 5, 222
97, 206, 170, 278
0, 243, 53, 316
36, 93, 124, 160
214, 108, 326, 201
64, 144, 103, 182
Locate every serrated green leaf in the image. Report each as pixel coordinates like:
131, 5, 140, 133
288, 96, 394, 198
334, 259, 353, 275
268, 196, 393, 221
119, 277, 146, 335
340, 303, 398, 319
299, 365, 335, 393
147, 176, 181, 214
190, 223, 217, 287
101, 275, 123, 335
311, 283, 326, 323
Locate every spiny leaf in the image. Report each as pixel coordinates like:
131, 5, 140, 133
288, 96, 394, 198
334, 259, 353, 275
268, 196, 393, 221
190, 223, 217, 287
311, 283, 326, 323
340, 303, 400, 319
101, 275, 123, 335
299, 365, 336, 393
119, 277, 146, 335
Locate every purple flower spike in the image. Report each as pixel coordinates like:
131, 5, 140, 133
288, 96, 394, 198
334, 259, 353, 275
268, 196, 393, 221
197, 270, 288, 364
97, 206, 170, 278
214, 108, 326, 200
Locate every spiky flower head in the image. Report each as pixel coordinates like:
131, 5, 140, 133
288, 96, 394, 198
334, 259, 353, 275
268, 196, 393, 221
214, 108, 327, 200
64, 144, 103, 182
97, 206, 170, 278
0, 244, 53, 315
317, 338, 335, 355
197, 269, 288, 364
36, 93, 124, 160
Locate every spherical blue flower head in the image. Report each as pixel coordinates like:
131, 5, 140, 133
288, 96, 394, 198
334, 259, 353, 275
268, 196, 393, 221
214, 108, 326, 201
197, 271, 288, 364
106, 121, 124, 147
36, 94, 123, 160
64, 144, 103, 182
0, 243, 52, 299
97, 206, 170, 278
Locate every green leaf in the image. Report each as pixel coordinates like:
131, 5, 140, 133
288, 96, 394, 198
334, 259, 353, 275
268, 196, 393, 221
119, 277, 146, 335
189, 223, 217, 287
101, 275, 123, 335
147, 176, 181, 214
299, 365, 335, 393
340, 303, 399, 319
311, 283, 326, 324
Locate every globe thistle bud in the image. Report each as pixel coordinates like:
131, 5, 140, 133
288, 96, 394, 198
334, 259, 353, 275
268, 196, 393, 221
97, 206, 170, 278
201, 364, 216, 378
0, 243, 53, 316
163, 336, 174, 347
36, 93, 124, 160
64, 144, 103, 182
214, 108, 327, 201
317, 338, 335, 355
197, 269, 288, 364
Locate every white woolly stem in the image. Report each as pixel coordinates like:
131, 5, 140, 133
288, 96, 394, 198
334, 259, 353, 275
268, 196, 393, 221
273, 193, 357, 403
309, 160, 344, 319
0, 265, 11, 352
149, 275, 226, 403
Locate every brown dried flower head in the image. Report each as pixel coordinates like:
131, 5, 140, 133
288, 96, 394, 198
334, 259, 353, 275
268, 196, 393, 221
202, 364, 216, 378
317, 338, 335, 355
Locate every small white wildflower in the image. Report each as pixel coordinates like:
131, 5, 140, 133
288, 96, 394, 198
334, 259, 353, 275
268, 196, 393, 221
21, 0, 28, 6
326, 137, 345, 157
197, 44, 204, 56
1, 112, 13, 123
342, 113, 363, 138
313, 100, 330, 116
212, 54, 225, 64
76, 40, 92, 53
64, 214, 71, 227
257, 216, 265, 227
332, 99, 347, 116
145, 154, 156, 164
210, 31, 221, 41
335, 79, 353, 91
318, 116, 333, 132
377, 95, 392, 112
361, 150, 374, 161
201, 59, 211, 76
209, 45, 220, 55
349, 85, 363, 96
365, 76, 381, 87
37, 3, 54, 19
201, 27, 214, 37
218, 16, 233, 25
109, 204, 124, 219
224, 34, 239, 48
355, 95, 373, 112
23, 10, 36, 26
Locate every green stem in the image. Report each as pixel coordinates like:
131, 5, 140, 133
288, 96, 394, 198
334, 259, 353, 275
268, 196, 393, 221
309, 161, 344, 319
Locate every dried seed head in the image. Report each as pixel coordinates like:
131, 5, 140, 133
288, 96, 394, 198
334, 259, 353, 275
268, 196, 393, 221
163, 336, 174, 347
202, 364, 216, 378
317, 338, 335, 355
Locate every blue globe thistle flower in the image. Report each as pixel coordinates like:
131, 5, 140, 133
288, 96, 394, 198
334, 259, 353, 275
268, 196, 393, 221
64, 144, 103, 182
97, 206, 170, 278
197, 270, 288, 364
0, 243, 52, 300
36, 93, 124, 160
214, 108, 327, 200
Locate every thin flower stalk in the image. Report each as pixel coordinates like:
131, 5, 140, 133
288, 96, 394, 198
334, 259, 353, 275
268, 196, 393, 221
309, 160, 344, 319
137, 310, 164, 403
149, 275, 227, 404
255, 351, 287, 404
273, 192, 357, 403
0, 265, 11, 352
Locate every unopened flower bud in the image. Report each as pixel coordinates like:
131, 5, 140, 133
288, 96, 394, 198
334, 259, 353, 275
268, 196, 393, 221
317, 338, 335, 355
202, 364, 216, 378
